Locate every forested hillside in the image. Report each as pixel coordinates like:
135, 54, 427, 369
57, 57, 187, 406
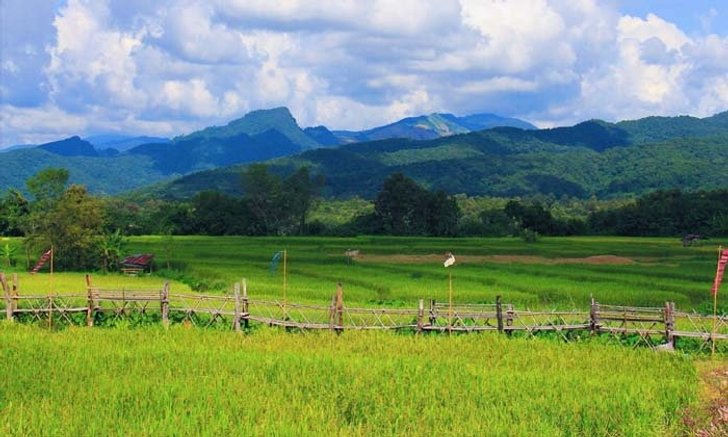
150, 111, 728, 200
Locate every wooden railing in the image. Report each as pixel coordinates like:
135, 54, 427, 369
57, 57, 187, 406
2, 273, 726, 351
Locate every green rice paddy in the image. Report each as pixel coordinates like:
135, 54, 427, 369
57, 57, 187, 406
1, 236, 725, 435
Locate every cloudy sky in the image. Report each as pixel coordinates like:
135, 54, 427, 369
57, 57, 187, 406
1, 0, 727, 147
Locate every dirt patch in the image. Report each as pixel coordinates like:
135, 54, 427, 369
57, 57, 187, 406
684, 361, 728, 435
353, 254, 636, 265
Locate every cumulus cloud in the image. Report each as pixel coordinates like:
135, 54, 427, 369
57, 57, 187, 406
0, 0, 727, 147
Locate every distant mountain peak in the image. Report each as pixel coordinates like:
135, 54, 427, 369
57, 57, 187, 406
179, 107, 320, 150
332, 111, 536, 143
37, 136, 98, 157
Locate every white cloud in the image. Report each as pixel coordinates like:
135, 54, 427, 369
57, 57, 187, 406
559, 12, 728, 124
1, 0, 726, 147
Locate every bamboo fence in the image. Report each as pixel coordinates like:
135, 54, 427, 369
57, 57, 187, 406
1, 273, 727, 351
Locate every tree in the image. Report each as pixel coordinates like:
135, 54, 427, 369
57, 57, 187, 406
191, 191, 248, 235
281, 167, 322, 235
240, 165, 322, 235
99, 229, 125, 273
241, 164, 283, 235
23, 169, 105, 271
374, 173, 429, 235
0, 189, 29, 236
26, 168, 69, 207
504, 200, 555, 235
425, 190, 461, 237
43, 185, 105, 270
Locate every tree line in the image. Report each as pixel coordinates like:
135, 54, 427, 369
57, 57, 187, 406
1, 166, 727, 270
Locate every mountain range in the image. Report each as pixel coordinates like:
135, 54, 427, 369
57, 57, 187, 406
0, 107, 726, 199
0, 107, 535, 194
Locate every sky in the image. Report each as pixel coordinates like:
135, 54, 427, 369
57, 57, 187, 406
1, 0, 727, 147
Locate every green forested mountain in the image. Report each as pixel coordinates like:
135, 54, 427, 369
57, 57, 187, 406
0, 148, 166, 196
0, 107, 320, 193
1, 109, 726, 198
147, 111, 728, 200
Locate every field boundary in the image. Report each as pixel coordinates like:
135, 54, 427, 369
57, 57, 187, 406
2, 273, 726, 351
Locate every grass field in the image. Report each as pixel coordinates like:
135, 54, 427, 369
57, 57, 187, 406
121, 235, 727, 311
1, 235, 726, 435
0, 323, 700, 436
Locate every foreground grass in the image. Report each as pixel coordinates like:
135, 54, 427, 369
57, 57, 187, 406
0, 323, 698, 436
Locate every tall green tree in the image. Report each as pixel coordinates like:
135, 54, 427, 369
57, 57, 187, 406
23, 169, 106, 270
425, 190, 461, 237
0, 189, 29, 236
241, 164, 283, 235
374, 173, 428, 235
281, 167, 322, 235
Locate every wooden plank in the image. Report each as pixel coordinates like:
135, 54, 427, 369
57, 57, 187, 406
672, 331, 728, 340
1, 272, 11, 321
598, 327, 666, 335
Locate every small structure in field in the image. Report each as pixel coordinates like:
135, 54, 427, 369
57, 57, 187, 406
681, 234, 704, 247
344, 249, 360, 265
121, 254, 154, 276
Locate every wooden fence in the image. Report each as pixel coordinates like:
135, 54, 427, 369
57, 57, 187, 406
2, 273, 727, 351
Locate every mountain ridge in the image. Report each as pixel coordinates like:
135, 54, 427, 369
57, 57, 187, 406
1, 108, 725, 198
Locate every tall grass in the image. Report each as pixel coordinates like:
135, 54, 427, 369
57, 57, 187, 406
0, 323, 697, 436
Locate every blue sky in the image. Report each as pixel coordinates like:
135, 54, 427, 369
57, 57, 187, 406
1, 0, 727, 147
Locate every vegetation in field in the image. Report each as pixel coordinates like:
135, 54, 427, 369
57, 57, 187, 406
0, 323, 700, 436
117, 235, 725, 312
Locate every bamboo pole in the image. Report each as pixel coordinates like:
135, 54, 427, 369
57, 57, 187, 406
233, 282, 241, 332
282, 250, 288, 319
11, 274, 18, 315
496, 295, 504, 333
242, 278, 249, 330
336, 283, 344, 333
417, 299, 424, 333
712, 246, 722, 357
86, 274, 95, 327
161, 282, 169, 328
429, 299, 436, 327
1, 272, 11, 321
448, 271, 453, 333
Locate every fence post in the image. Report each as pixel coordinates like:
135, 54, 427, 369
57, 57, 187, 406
161, 282, 170, 327
11, 274, 18, 314
505, 304, 514, 335
329, 294, 336, 331
664, 301, 675, 346
589, 297, 600, 334
429, 299, 436, 327
85, 274, 95, 327
496, 295, 504, 333
242, 279, 249, 330
233, 282, 241, 332
417, 299, 424, 333
335, 283, 344, 334
1, 272, 12, 322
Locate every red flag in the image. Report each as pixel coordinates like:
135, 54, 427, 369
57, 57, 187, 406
30, 248, 52, 274
712, 249, 728, 297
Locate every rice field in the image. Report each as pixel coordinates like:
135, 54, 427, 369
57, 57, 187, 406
1, 236, 726, 435
122, 235, 727, 311
0, 323, 699, 436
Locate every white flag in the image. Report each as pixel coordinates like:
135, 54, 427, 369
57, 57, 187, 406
443, 252, 455, 267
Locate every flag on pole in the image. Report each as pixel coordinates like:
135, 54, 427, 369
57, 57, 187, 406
30, 248, 52, 274
711, 249, 728, 297
443, 252, 455, 268
269, 251, 283, 273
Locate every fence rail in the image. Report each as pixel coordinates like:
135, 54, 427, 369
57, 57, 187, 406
2, 273, 726, 351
